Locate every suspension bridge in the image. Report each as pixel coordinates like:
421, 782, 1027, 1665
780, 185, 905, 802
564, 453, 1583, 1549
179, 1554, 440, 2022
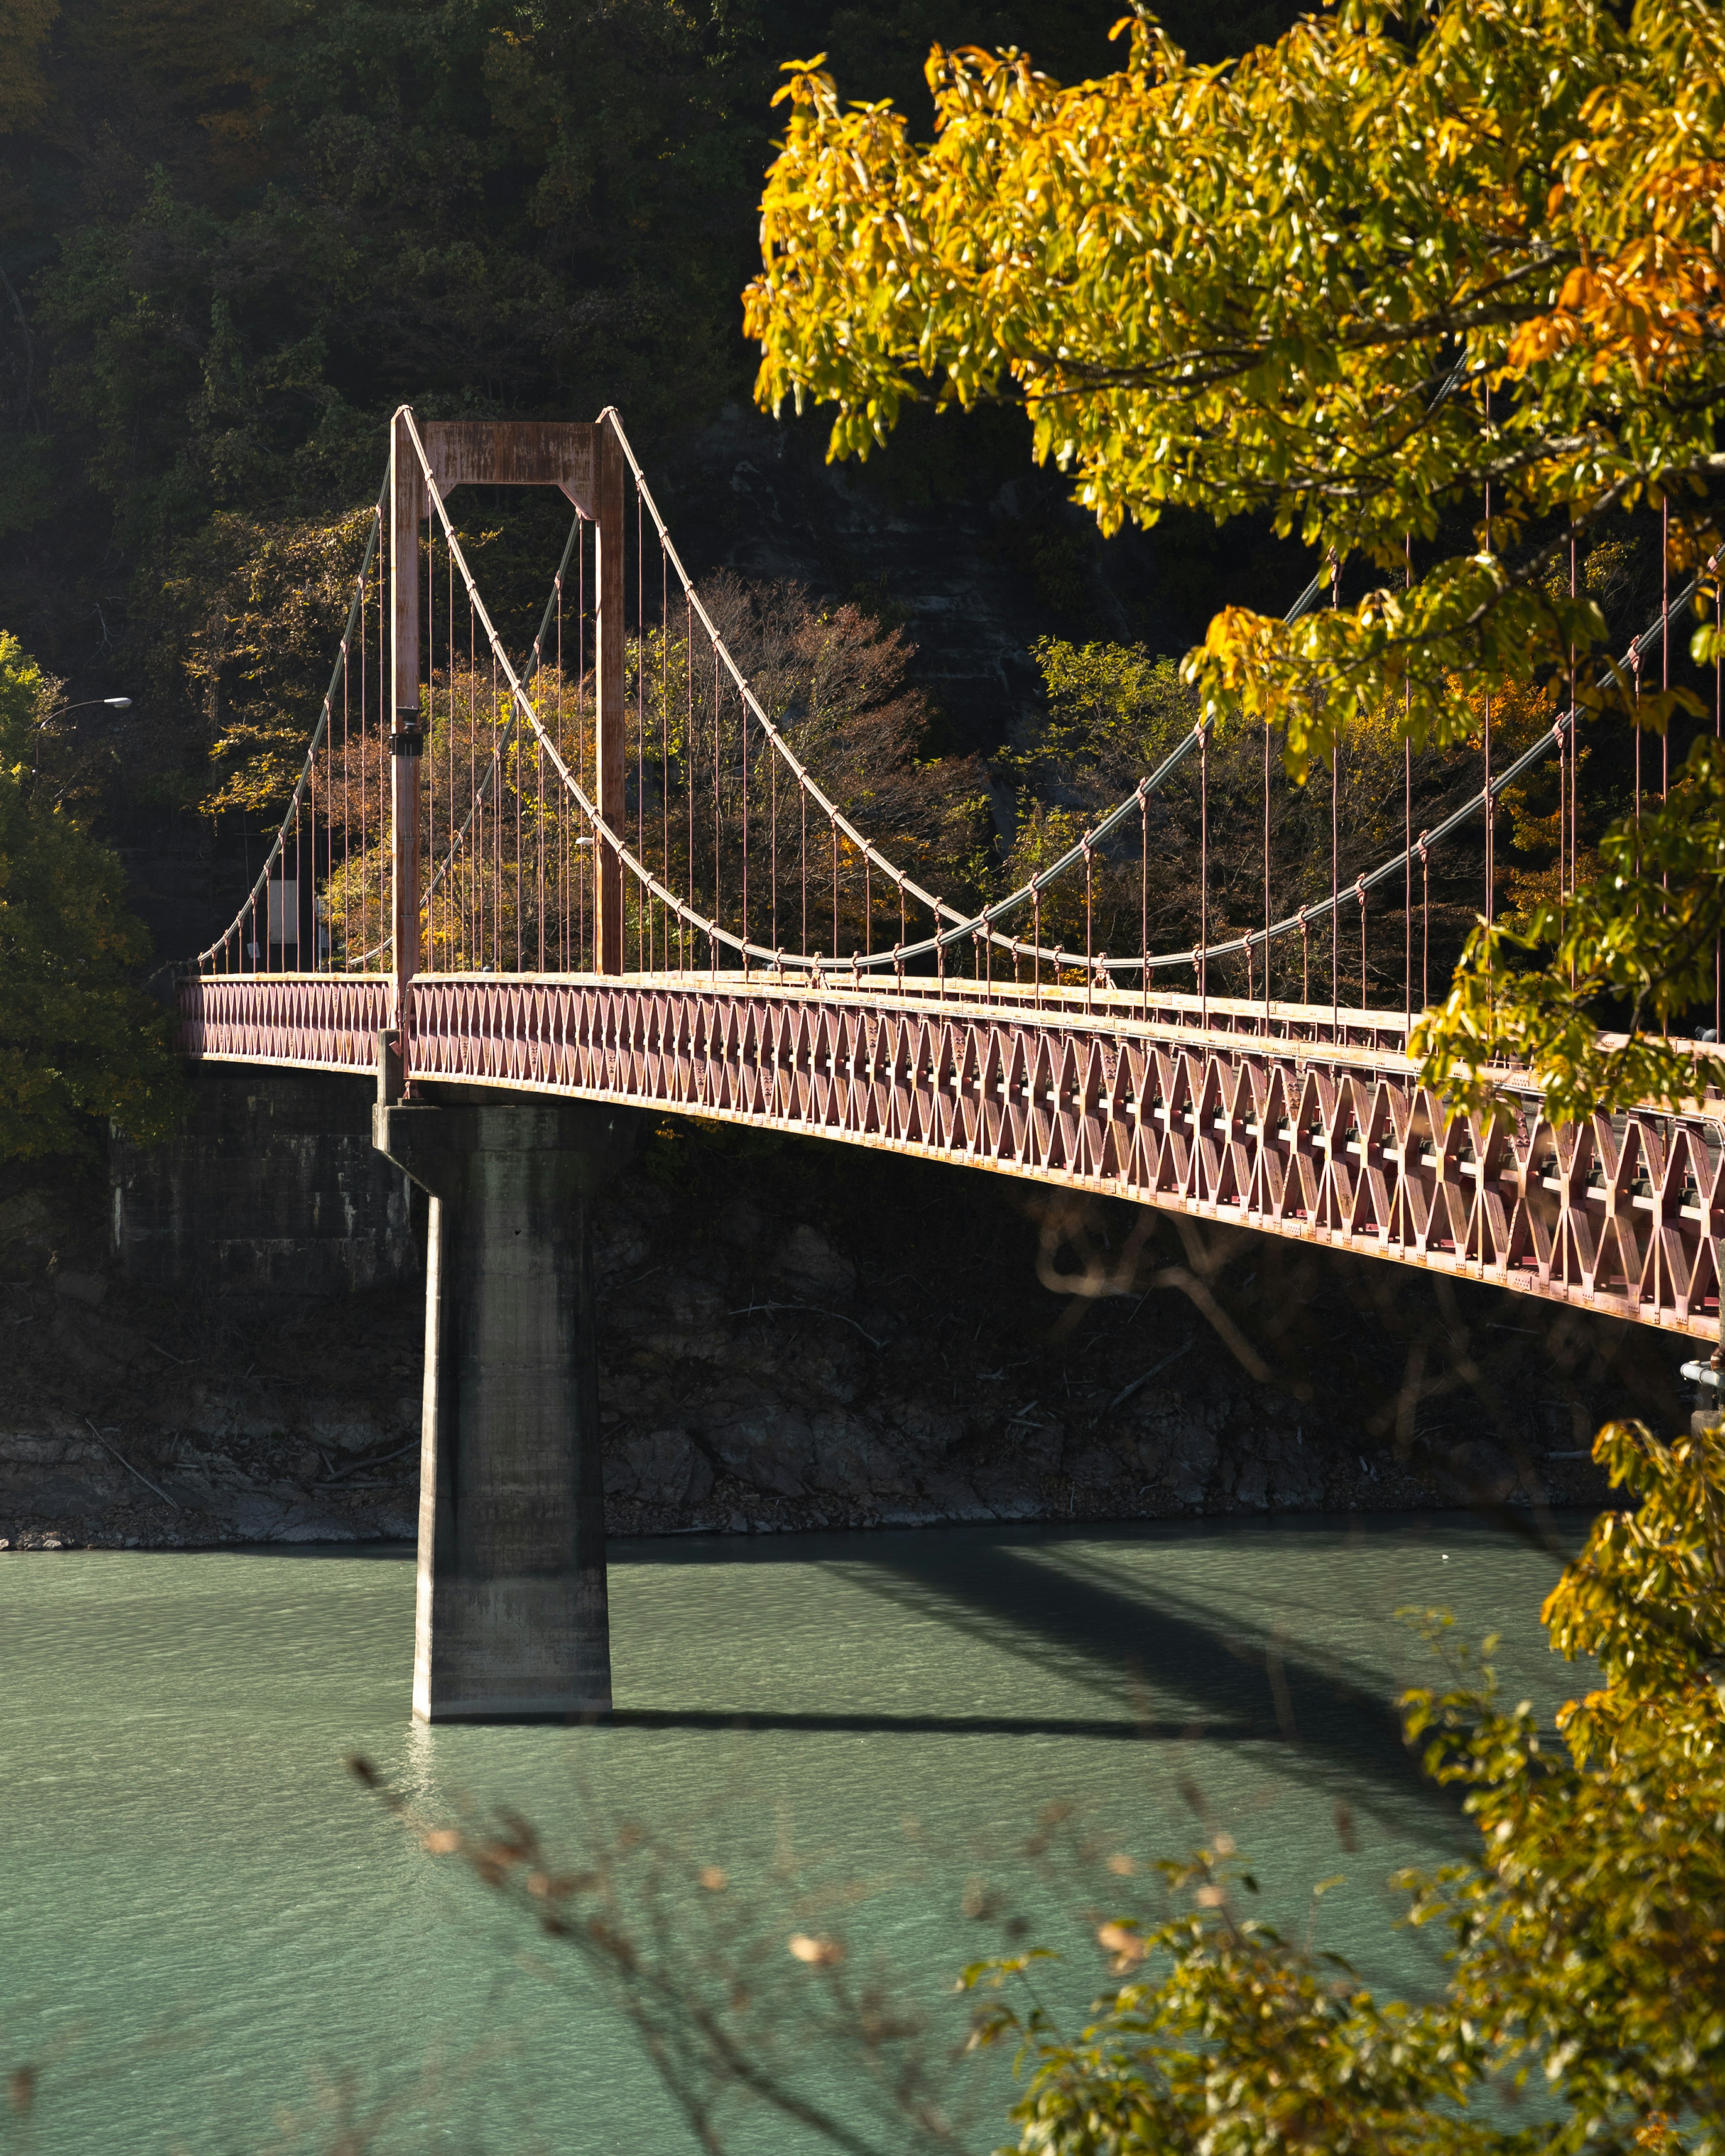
172, 408, 1724, 1720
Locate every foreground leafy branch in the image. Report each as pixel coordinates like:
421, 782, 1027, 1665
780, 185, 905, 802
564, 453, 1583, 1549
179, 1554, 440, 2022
746, 0, 1725, 773
1401, 1418, 1725, 2149
1413, 735, 1725, 1123
962, 1852, 1491, 2156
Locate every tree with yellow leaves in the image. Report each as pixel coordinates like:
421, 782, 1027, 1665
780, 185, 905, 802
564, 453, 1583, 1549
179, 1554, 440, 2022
734, 22, 1725, 2144
745, 0, 1725, 1122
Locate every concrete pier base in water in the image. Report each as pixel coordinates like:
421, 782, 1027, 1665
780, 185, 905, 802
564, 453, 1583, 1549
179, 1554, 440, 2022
373, 1091, 632, 1722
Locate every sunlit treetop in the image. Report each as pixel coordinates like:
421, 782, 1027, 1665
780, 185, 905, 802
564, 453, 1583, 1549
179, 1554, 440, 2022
745, 0, 1725, 776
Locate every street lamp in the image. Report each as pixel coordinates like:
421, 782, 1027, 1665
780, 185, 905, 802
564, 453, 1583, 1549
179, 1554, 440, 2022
30, 696, 132, 774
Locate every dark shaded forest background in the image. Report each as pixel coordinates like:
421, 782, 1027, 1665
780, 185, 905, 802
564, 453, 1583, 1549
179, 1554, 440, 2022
3, 0, 1691, 992
0, 0, 1314, 965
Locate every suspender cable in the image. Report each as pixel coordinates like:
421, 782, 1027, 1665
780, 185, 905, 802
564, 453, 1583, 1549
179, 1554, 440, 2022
289, 727, 299, 973
1404, 535, 1412, 1025
378, 535, 387, 964
578, 521, 588, 968
1483, 385, 1494, 935
193, 478, 387, 975
662, 540, 670, 974
1330, 557, 1340, 1023
1264, 719, 1272, 1035
1663, 495, 1670, 798
535, 683, 545, 975
1084, 838, 1094, 990
1662, 495, 1671, 906
1199, 722, 1209, 1027
1140, 782, 1150, 1018
1566, 542, 1576, 922
513, 624, 523, 972
424, 494, 432, 977
491, 643, 502, 972
1358, 878, 1368, 1006
452, 528, 462, 972
1330, 739, 1339, 1026
469, 577, 478, 968
341, 611, 350, 970
740, 614, 750, 973
637, 481, 646, 971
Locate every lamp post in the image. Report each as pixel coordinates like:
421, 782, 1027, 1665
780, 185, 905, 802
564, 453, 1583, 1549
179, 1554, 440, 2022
31, 696, 132, 773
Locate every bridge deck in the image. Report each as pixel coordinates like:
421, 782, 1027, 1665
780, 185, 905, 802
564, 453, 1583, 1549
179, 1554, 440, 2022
180, 972, 1725, 1342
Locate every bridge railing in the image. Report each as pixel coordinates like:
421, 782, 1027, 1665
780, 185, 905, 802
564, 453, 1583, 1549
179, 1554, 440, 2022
175, 963, 1725, 1340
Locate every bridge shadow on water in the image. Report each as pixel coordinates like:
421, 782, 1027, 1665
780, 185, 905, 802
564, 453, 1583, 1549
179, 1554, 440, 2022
606, 1708, 1209, 1741
615, 1512, 1568, 1842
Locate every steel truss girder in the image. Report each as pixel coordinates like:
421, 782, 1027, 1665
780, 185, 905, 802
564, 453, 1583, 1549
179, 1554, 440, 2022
178, 975, 1725, 1341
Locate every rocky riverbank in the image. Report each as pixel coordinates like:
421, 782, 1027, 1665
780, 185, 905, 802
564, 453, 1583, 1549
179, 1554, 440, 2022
0, 1115, 1674, 1553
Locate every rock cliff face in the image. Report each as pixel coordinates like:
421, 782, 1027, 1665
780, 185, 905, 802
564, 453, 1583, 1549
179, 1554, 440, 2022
587, 1173, 1334, 1533
0, 1103, 1684, 1552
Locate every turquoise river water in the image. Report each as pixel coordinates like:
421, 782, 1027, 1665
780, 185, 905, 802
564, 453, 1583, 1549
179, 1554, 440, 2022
2, 1514, 1593, 2154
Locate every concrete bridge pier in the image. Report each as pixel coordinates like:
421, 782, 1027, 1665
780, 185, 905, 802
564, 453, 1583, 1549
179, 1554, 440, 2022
373, 1091, 633, 1722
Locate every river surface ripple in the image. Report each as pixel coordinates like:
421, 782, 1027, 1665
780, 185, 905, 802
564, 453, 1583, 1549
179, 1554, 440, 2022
1, 1513, 1591, 2152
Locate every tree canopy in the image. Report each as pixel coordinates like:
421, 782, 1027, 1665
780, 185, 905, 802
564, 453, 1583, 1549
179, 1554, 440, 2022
748, 0, 1724, 765
0, 631, 182, 1158
1, 0, 1303, 851
747, 0, 1725, 1114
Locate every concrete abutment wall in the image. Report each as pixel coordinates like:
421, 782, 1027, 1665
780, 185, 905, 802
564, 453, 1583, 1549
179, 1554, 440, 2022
111, 1065, 423, 1297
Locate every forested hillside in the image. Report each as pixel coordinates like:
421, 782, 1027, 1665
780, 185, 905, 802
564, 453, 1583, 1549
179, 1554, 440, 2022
1, 0, 1307, 961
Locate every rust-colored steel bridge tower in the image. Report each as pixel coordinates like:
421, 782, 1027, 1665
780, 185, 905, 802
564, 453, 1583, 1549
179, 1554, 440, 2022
173, 409, 1723, 1720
